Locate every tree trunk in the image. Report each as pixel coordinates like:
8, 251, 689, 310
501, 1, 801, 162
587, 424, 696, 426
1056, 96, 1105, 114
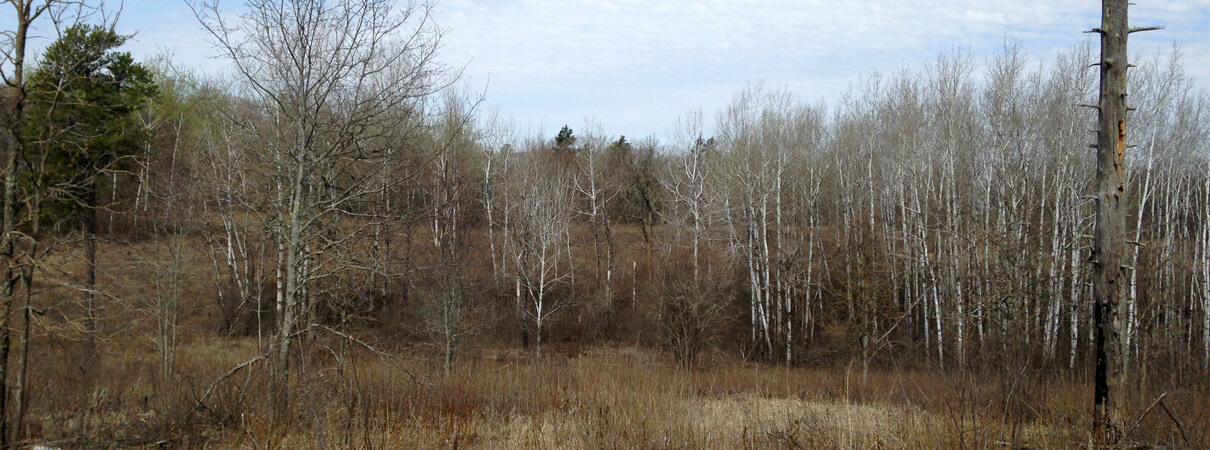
1203, 162, 1210, 371
0, 135, 14, 450
275, 163, 306, 423
9, 267, 32, 446
84, 182, 99, 358
0, 7, 38, 443
1091, 0, 1131, 436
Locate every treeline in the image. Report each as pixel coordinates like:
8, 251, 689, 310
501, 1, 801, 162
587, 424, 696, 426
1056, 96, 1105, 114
2, 1, 1209, 439
461, 43, 1208, 381
140, 41, 1210, 380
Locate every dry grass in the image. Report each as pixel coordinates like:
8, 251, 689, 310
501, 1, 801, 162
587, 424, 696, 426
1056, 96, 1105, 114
17, 339, 1208, 449
11, 230, 1207, 448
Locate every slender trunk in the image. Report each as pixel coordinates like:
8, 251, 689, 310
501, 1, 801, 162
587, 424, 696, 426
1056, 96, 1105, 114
1046, 187, 1064, 361
107, 173, 117, 235
980, 175, 991, 354
84, 183, 99, 356
9, 266, 32, 446
804, 195, 817, 347
276, 160, 306, 420
1, 12, 37, 445
1125, 137, 1155, 374
565, 221, 574, 292
0, 113, 21, 444
0, 159, 11, 450
485, 180, 498, 283
1071, 194, 1083, 370
746, 231, 760, 353
535, 246, 548, 357
759, 198, 774, 357
692, 207, 701, 284
949, 173, 965, 372
1203, 162, 1210, 370
604, 212, 614, 309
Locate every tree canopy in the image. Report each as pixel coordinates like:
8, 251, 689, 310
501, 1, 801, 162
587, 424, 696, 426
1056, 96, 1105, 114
24, 23, 157, 219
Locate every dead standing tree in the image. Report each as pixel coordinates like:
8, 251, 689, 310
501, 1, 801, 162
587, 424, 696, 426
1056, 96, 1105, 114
1087, 0, 1160, 437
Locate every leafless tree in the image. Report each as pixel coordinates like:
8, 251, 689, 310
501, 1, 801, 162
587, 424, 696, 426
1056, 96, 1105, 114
506, 145, 575, 356
190, 0, 448, 416
714, 84, 826, 363
663, 109, 715, 286
571, 122, 621, 314
0, 2, 56, 446
421, 86, 481, 373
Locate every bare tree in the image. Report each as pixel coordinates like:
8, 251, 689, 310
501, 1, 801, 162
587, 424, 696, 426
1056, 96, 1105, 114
714, 85, 826, 363
663, 109, 714, 286
422, 86, 480, 373
477, 112, 514, 286
658, 270, 728, 370
570, 124, 614, 310
132, 63, 208, 381
190, 0, 447, 417
0, 2, 57, 445
507, 147, 575, 356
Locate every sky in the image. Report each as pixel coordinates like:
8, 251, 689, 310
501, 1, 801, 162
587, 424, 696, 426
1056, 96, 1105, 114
6, 0, 1210, 141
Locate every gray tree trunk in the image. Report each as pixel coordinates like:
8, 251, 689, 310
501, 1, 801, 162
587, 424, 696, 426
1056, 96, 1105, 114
1091, 0, 1132, 435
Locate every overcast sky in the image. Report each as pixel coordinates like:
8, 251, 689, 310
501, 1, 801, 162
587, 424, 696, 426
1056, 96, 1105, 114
9, 0, 1210, 140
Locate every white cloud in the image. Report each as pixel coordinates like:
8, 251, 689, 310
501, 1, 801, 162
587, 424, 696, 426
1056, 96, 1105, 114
430, 0, 1209, 139
6, 0, 1204, 141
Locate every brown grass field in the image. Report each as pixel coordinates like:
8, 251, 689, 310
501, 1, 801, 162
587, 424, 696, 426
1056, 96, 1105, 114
10, 229, 1209, 448
21, 335, 1209, 448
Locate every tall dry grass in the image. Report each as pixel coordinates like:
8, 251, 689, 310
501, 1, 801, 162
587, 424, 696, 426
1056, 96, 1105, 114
12, 229, 1206, 448
18, 338, 1208, 448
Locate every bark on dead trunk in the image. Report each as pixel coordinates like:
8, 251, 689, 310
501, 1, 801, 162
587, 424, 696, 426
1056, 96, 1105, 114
1092, 0, 1131, 436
